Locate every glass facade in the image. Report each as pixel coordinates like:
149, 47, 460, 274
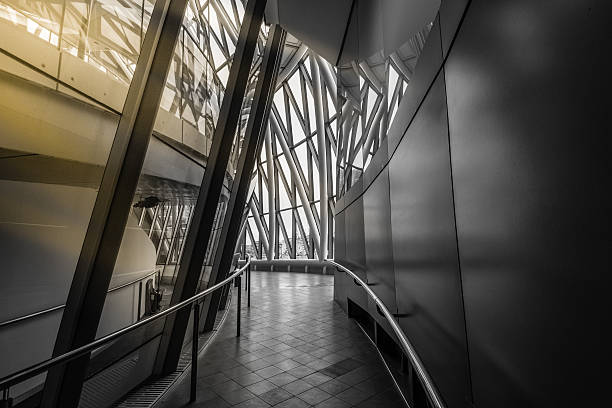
0, 0, 262, 401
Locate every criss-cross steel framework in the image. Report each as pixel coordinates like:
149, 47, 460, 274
241, 25, 433, 261
242, 39, 337, 261
0, 0, 433, 267
0, 0, 440, 405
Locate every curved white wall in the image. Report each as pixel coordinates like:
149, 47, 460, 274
0, 180, 156, 399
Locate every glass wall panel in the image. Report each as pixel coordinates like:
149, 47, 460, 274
0, 0, 159, 400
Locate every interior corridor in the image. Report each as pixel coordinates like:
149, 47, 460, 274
155, 272, 404, 408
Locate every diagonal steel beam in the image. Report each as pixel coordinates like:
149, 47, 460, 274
162, 204, 184, 276
315, 54, 337, 106
40, 0, 189, 405
270, 109, 321, 254
309, 52, 329, 260
246, 222, 260, 258
249, 199, 270, 254
154, 0, 267, 375
264, 126, 276, 259
275, 43, 307, 90
202, 24, 286, 331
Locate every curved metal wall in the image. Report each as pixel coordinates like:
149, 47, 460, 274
334, 0, 612, 407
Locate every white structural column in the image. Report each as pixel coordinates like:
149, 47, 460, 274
362, 92, 386, 163
270, 109, 321, 255
315, 54, 337, 106
264, 125, 276, 259
309, 52, 328, 260
276, 44, 309, 89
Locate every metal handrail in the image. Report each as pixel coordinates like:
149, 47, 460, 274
0, 268, 161, 329
326, 259, 446, 408
0, 256, 251, 391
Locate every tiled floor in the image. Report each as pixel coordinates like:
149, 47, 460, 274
155, 272, 404, 408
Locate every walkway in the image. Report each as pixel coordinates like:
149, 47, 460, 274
154, 271, 404, 408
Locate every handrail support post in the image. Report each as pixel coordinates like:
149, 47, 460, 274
137, 281, 143, 321
190, 301, 200, 402
236, 275, 242, 337
1, 387, 12, 408
247, 262, 251, 308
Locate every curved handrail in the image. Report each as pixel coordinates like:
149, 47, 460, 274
0, 256, 250, 391
326, 259, 445, 408
0, 268, 161, 329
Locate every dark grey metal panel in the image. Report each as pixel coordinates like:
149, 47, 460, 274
264, 0, 279, 24
334, 209, 347, 263
386, 14, 442, 157
344, 197, 366, 273
337, 0, 358, 66
390, 72, 470, 408
381, 0, 441, 57
342, 174, 363, 209
363, 168, 397, 315
363, 136, 388, 188
333, 270, 349, 313
277, 0, 353, 63
356, 0, 383, 61
344, 197, 368, 308
334, 195, 346, 216
333, 210, 348, 310
438, 0, 469, 57
445, 0, 612, 406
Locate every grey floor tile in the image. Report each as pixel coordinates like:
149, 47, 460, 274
317, 379, 351, 395
336, 386, 376, 405
273, 397, 311, 408
243, 358, 274, 371
233, 397, 272, 408
282, 379, 315, 395
258, 387, 294, 405
209, 379, 243, 394
297, 387, 333, 405
253, 365, 285, 379
216, 387, 256, 405
245, 379, 278, 395
274, 359, 302, 371
191, 396, 230, 408
302, 372, 334, 386
199, 372, 231, 386
313, 396, 352, 408
354, 388, 406, 407
268, 372, 299, 386
286, 365, 316, 379
153, 272, 402, 408
234, 372, 266, 387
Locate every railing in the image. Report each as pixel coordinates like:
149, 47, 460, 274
0, 268, 161, 329
326, 259, 445, 408
0, 256, 252, 405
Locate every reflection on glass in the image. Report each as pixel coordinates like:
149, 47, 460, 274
61, 0, 154, 84
0, 0, 156, 400
0, 0, 261, 402
337, 22, 434, 195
